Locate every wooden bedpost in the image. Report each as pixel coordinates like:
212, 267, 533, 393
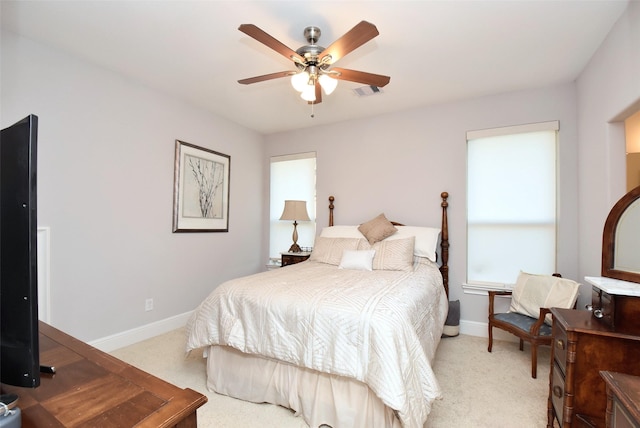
328, 196, 335, 227
440, 192, 449, 297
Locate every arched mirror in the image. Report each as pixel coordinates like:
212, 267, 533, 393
602, 185, 640, 283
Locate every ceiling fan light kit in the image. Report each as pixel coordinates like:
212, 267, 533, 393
318, 74, 338, 95
290, 71, 338, 98
300, 84, 316, 102
291, 72, 309, 92
237, 21, 390, 111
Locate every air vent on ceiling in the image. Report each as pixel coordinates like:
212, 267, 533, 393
352, 85, 383, 97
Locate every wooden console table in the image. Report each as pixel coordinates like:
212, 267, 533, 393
548, 309, 640, 427
601, 371, 640, 428
0, 321, 207, 427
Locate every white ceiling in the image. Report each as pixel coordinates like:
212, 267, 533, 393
1, 0, 629, 135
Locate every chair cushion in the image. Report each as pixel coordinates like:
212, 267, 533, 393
494, 312, 552, 336
509, 271, 580, 324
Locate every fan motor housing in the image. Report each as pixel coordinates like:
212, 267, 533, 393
295, 44, 325, 61
303, 26, 321, 44
294, 26, 329, 70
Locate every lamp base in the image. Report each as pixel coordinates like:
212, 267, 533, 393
288, 243, 302, 253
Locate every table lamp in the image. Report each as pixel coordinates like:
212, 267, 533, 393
279, 200, 310, 252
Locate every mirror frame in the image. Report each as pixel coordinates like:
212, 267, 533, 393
602, 185, 640, 283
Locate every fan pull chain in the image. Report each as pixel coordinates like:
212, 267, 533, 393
310, 102, 315, 118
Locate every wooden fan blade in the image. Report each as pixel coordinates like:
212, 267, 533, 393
330, 68, 390, 87
319, 21, 379, 65
238, 71, 294, 85
239, 24, 306, 64
308, 81, 322, 105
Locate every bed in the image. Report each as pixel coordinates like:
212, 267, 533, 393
186, 193, 450, 428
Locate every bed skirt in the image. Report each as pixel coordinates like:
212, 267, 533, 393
207, 345, 402, 428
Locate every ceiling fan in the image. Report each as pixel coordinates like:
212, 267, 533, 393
237, 21, 390, 104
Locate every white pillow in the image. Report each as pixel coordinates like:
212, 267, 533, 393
384, 226, 440, 262
509, 271, 580, 324
338, 250, 376, 271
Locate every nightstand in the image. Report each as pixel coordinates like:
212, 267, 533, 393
265, 258, 281, 271
281, 252, 311, 267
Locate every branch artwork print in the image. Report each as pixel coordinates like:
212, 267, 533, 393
183, 154, 225, 219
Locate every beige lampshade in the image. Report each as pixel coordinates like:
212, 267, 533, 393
279, 200, 310, 221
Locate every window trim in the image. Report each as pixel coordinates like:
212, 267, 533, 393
466, 121, 559, 140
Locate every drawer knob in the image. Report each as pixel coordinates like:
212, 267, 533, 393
593, 309, 604, 319
556, 339, 565, 350
553, 385, 563, 398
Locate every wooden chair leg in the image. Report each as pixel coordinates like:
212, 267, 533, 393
531, 344, 538, 378
519, 339, 524, 351
488, 324, 493, 352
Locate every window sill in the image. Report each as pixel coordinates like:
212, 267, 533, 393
462, 282, 514, 296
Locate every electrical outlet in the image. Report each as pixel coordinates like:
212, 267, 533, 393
145, 298, 154, 312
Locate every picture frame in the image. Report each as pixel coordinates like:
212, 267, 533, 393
172, 140, 230, 232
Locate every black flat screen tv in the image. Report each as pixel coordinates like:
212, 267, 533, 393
0, 114, 40, 388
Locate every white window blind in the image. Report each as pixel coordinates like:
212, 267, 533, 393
270, 152, 316, 258
467, 121, 559, 286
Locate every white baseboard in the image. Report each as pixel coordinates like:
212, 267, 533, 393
90, 314, 515, 354
459, 319, 519, 342
89, 311, 193, 353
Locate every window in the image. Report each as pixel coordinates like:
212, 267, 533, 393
269, 152, 316, 258
466, 121, 559, 288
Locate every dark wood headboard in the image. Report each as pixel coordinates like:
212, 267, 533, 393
327, 192, 450, 297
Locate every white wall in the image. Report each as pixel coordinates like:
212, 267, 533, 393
1, 31, 265, 342
264, 83, 579, 328
576, 1, 640, 291
2, 1, 637, 343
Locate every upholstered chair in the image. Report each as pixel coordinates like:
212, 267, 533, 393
487, 272, 580, 378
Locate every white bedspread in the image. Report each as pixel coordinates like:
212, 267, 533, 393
186, 258, 448, 428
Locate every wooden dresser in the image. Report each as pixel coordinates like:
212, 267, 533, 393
0, 322, 207, 427
601, 371, 640, 428
547, 309, 640, 427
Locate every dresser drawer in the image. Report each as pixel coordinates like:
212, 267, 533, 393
590, 286, 640, 335
552, 362, 566, 428
591, 286, 615, 329
553, 322, 568, 375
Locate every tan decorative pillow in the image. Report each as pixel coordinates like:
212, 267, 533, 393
309, 237, 363, 266
359, 236, 415, 271
509, 271, 580, 324
320, 226, 364, 239
358, 213, 398, 245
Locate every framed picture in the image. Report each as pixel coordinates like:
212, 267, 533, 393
172, 140, 230, 232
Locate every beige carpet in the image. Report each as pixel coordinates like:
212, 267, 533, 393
111, 330, 550, 428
